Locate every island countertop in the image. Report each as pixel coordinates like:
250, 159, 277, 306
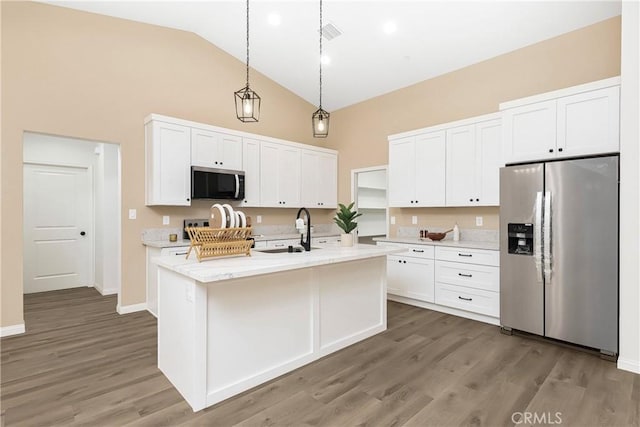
153, 244, 403, 283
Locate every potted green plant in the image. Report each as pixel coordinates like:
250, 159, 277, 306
333, 202, 362, 247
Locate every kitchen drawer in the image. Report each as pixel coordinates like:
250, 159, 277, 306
253, 240, 267, 249
265, 239, 300, 249
435, 260, 499, 292
377, 242, 434, 259
312, 236, 341, 245
435, 283, 499, 317
435, 246, 499, 266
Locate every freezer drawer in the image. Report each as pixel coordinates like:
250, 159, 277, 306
435, 246, 499, 266
435, 283, 499, 317
435, 261, 499, 292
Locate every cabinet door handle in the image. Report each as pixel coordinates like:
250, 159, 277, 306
458, 273, 473, 278
469, 198, 473, 202
558, 148, 563, 152
458, 253, 472, 257
412, 249, 424, 253
549, 148, 554, 153
458, 296, 473, 301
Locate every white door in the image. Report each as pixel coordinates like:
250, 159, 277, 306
317, 152, 337, 208
191, 128, 221, 168
476, 119, 502, 206
277, 145, 301, 207
259, 141, 280, 207
502, 100, 557, 164
219, 134, 243, 170
23, 164, 92, 293
240, 138, 261, 207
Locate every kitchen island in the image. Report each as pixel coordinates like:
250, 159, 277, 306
153, 244, 401, 411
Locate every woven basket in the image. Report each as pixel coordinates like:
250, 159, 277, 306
185, 227, 253, 262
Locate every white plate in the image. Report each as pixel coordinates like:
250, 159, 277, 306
222, 204, 235, 228
234, 212, 241, 228
210, 204, 226, 229
237, 211, 247, 228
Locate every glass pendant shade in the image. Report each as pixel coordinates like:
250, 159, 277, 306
312, 107, 330, 138
234, 86, 261, 122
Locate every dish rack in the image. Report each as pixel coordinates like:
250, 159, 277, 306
185, 227, 253, 262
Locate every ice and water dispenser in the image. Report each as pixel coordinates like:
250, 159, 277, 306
507, 223, 534, 255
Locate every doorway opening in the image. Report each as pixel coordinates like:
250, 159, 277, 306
351, 166, 388, 245
22, 133, 122, 306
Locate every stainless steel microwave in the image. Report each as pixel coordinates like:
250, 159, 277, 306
191, 166, 245, 200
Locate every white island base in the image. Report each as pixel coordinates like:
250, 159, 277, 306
157, 251, 390, 412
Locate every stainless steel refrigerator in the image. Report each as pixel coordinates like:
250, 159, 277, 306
499, 155, 618, 356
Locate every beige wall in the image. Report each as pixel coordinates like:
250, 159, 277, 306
0, 2, 332, 327
326, 17, 621, 234
0, 3, 622, 329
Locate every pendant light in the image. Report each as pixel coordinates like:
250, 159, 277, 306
312, 0, 329, 137
234, 0, 261, 122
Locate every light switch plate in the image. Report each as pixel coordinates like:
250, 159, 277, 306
411, 215, 418, 225
128, 209, 137, 220
476, 216, 483, 227
390, 216, 396, 225
162, 215, 170, 225
256, 215, 262, 224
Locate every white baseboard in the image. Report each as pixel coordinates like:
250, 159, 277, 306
1, 323, 26, 337
94, 283, 118, 296
617, 357, 640, 374
117, 302, 148, 315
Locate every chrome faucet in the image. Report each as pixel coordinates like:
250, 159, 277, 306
296, 207, 311, 251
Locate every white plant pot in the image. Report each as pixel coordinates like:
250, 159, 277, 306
340, 233, 354, 247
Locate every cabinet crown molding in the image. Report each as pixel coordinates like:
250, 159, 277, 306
499, 76, 621, 111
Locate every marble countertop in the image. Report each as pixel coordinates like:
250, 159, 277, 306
374, 237, 499, 251
153, 244, 403, 283
143, 232, 341, 248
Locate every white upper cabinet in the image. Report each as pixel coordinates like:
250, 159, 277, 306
301, 150, 337, 208
145, 120, 191, 206
260, 141, 301, 208
446, 120, 501, 207
240, 138, 261, 207
191, 128, 242, 170
501, 77, 620, 164
502, 100, 557, 163
389, 131, 446, 207
557, 86, 620, 158
446, 125, 476, 206
144, 114, 337, 208
476, 119, 502, 206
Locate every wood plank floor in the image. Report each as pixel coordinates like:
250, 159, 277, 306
1, 287, 638, 426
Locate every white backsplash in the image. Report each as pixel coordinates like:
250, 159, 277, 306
142, 227, 183, 242
396, 226, 498, 243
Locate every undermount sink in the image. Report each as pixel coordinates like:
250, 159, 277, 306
258, 247, 321, 254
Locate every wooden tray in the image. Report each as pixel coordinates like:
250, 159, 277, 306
185, 227, 253, 262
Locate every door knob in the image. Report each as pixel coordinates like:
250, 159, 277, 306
80, 231, 86, 236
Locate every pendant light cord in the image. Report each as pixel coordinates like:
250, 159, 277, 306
246, 0, 250, 88
319, 0, 323, 109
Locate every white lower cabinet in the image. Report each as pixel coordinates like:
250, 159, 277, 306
146, 245, 190, 317
379, 242, 500, 324
387, 255, 435, 303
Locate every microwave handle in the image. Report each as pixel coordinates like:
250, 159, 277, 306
234, 174, 240, 199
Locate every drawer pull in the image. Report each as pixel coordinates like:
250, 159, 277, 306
318, 240, 327, 243
458, 273, 473, 278
174, 252, 188, 256
458, 296, 473, 301
274, 244, 285, 247
412, 249, 424, 253
458, 253, 472, 257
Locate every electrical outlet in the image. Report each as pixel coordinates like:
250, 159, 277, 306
128, 209, 137, 220
390, 216, 396, 225
256, 215, 262, 224
476, 216, 483, 227
411, 215, 418, 225
162, 215, 170, 225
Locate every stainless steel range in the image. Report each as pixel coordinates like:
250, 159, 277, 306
182, 218, 210, 240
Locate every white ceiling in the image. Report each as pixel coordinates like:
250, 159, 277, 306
42, 1, 621, 112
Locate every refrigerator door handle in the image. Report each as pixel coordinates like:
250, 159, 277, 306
543, 191, 552, 283
534, 191, 543, 283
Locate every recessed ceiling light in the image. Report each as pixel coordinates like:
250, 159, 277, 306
268, 13, 281, 26
320, 55, 331, 65
383, 21, 397, 34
